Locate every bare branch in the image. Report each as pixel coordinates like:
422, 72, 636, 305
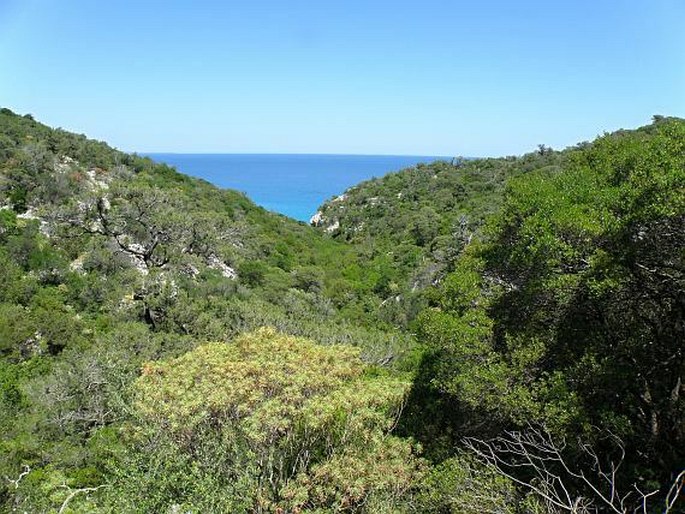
5, 465, 30, 489
58, 484, 109, 514
464, 425, 677, 514
665, 470, 684, 514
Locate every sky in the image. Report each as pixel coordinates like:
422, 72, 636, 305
1, 0, 683, 156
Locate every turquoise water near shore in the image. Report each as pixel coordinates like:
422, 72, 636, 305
145, 154, 446, 221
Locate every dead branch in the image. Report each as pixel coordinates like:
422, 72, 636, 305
58, 483, 109, 514
5, 465, 30, 489
464, 425, 681, 514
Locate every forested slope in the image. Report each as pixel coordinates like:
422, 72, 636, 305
311, 145, 566, 327
0, 109, 682, 513
0, 108, 417, 512
315, 116, 685, 512
0, 108, 413, 357
403, 116, 685, 512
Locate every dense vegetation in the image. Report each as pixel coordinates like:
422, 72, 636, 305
404, 117, 684, 510
311, 145, 565, 327
0, 108, 682, 512
0, 108, 413, 512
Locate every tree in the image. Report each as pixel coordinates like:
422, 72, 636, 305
408, 117, 685, 500
115, 328, 423, 512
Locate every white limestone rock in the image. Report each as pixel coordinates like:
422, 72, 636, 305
208, 254, 237, 279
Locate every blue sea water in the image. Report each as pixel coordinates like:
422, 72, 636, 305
144, 154, 447, 222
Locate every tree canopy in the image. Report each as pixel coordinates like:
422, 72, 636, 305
0, 108, 682, 512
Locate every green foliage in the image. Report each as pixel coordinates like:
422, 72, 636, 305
238, 260, 269, 287
0, 108, 423, 512
415, 453, 520, 514
408, 117, 685, 507
1, 107, 683, 512
312, 151, 566, 329
134, 328, 364, 431
122, 329, 422, 512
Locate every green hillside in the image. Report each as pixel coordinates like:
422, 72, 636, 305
0, 108, 412, 357
311, 146, 568, 329
1, 109, 682, 513
0, 108, 416, 510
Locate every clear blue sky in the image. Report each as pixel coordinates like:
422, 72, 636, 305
1, 0, 683, 155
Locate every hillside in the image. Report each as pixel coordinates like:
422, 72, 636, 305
0, 108, 418, 510
1, 110, 683, 513
310, 144, 567, 328
312, 150, 564, 254
318, 116, 684, 511
0, 108, 413, 358
403, 115, 685, 511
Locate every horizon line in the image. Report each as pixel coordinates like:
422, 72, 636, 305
137, 151, 459, 158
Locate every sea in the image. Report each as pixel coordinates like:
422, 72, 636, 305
144, 154, 447, 222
